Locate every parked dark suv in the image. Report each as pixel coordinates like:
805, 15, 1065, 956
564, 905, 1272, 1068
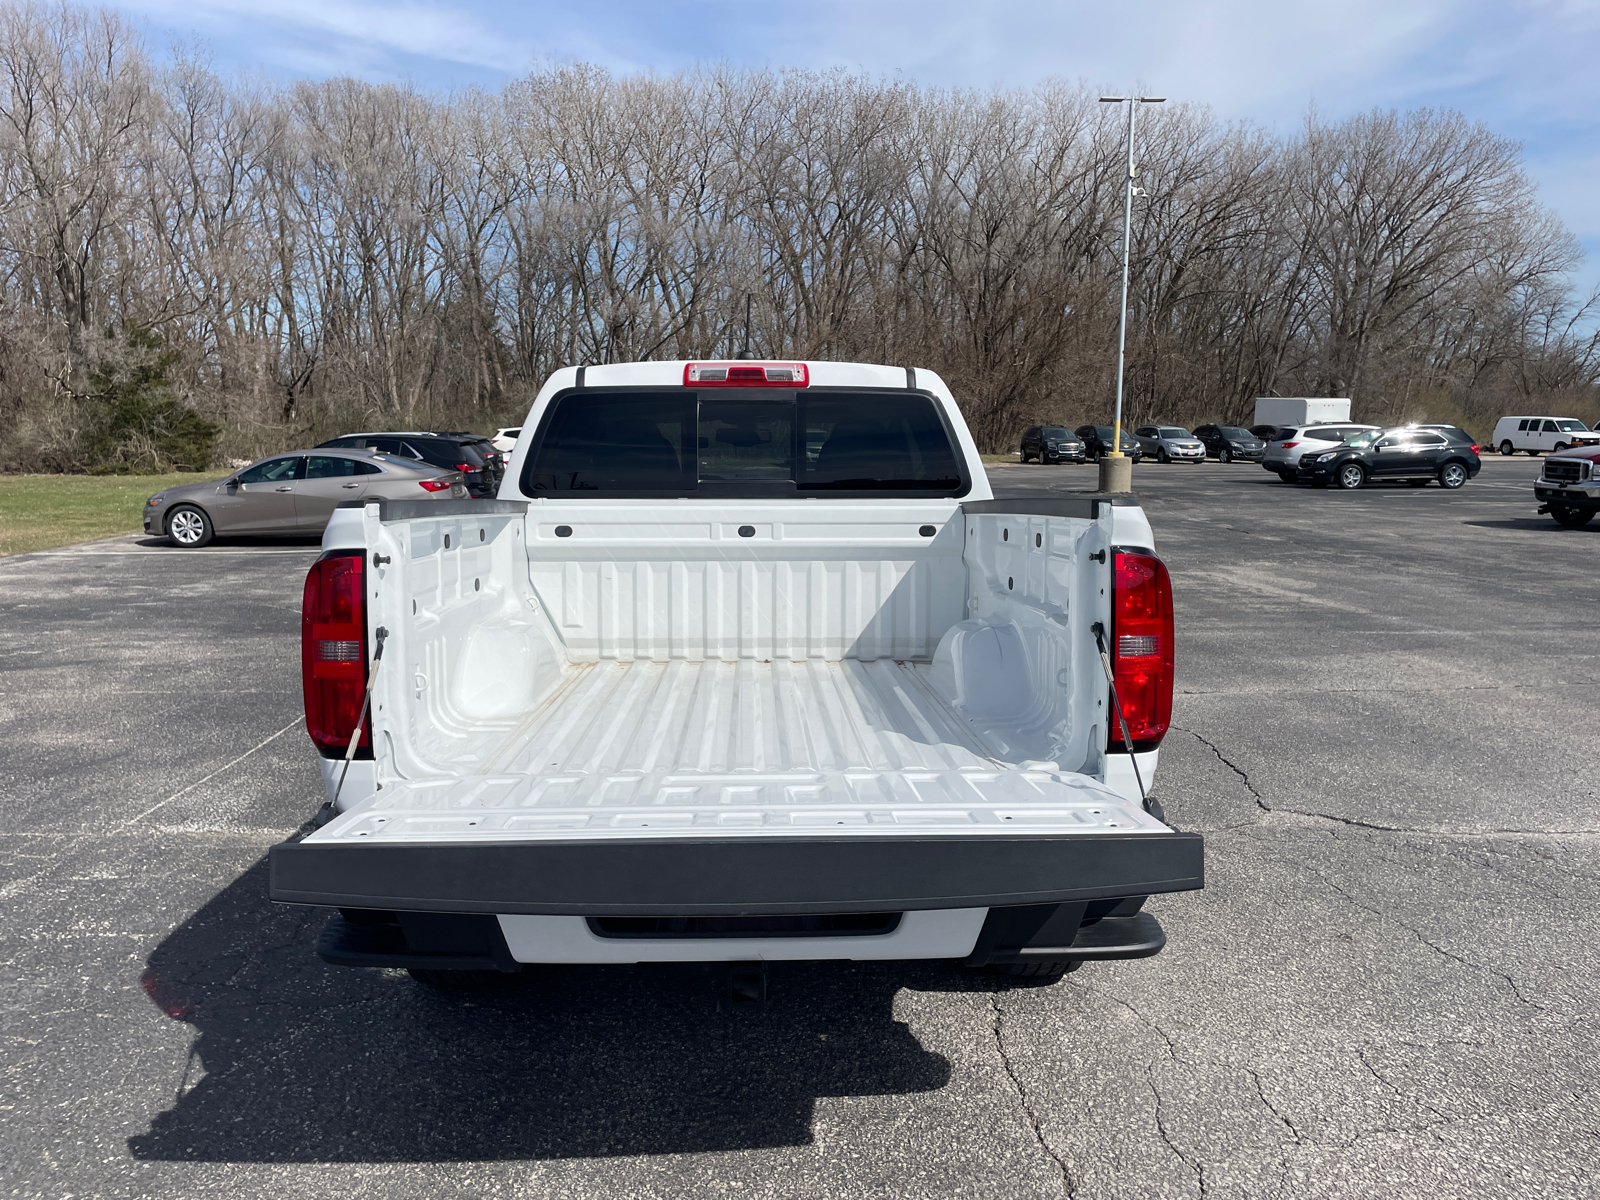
1192, 424, 1266, 463
1074, 425, 1143, 463
318, 432, 496, 496
1296, 426, 1481, 490
1019, 425, 1086, 463
431, 430, 506, 483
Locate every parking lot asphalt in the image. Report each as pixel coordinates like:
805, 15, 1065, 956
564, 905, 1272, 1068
1, 454, 1596, 1199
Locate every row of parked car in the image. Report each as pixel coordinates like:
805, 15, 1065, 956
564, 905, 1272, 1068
1018, 424, 1271, 464
1019, 420, 1484, 489
143, 429, 513, 548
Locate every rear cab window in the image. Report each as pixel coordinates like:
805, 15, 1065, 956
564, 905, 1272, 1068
522, 388, 968, 499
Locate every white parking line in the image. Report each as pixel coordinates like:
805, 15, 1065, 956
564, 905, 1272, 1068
115, 718, 305, 830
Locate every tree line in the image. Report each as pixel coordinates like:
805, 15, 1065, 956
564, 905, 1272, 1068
0, 3, 1596, 471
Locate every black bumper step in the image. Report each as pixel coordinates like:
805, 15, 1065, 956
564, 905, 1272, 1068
270, 832, 1204, 916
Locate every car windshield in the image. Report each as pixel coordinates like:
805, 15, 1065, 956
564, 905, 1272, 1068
1041, 427, 1070, 438
1218, 427, 1252, 438
1347, 430, 1382, 447
1556, 419, 1588, 432
1157, 427, 1191, 438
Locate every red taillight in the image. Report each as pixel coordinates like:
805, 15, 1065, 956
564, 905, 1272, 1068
302, 551, 371, 758
1470, 445, 1479, 455
1109, 550, 1174, 752
455, 463, 475, 472
1280, 441, 1299, 449
417, 478, 452, 492
684, 361, 810, 387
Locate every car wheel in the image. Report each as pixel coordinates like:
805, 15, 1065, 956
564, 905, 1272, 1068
1554, 442, 1569, 452
1550, 507, 1595, 529
1219, 449, 1232, 463
1157, 448, 1170, 463
1277, 470, 1297, 484
1335, 462, 1366, 489
1499, 441, 1515, 456
1438, 462, 1468, 489
166, 505, 213, 548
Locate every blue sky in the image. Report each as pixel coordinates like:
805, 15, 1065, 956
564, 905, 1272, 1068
118, 0, 1600, 297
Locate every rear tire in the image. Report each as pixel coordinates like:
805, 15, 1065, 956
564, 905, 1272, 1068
1550, 506, 1594, 529
992, 960, 1083, 980
1499, 441, 1514, 456
1335, 462, 1366, 490
1438, 462, 1468, 489
166, 505, 213, 548
407, 968, 506, 989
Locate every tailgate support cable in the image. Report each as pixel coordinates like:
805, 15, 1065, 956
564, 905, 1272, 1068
332, 625, 388, 813
1091, 621, 1151, 811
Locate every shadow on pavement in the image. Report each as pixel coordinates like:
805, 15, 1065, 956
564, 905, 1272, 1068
1463, 518, 1594, 532
132, 535, 323, 550
129, 856, 972, 1163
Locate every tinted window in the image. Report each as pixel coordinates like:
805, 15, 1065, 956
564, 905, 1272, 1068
1041, 427, 1070, 438
1218, 426, 1251, 438
1542, 420, 1560, 433
367, 437, 414, 457
800, 394, 961, 491
700, 400, 793, 482
1157, 427, 1189, 438
522, 390, 962, 497
236, 456, 301, 483
526, 393, 695, 494
353, 460, 383, 475
1135, 427, 1154, 437
1414, 433, 1447, 447
1557, 419, 1586, 432
305, 455, 360, 478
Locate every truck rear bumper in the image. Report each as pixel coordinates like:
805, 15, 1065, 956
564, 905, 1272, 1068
269, 831, 1204, 916
314, 906, 1172, 969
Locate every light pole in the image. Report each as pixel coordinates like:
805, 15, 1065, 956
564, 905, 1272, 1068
1097, 92, 1163, 494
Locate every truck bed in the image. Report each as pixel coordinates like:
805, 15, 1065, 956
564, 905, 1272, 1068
316, 655, 1166, 842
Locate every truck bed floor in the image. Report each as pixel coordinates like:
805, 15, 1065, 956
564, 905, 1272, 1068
316, 656, 1165, 841
480, 658, 997, 778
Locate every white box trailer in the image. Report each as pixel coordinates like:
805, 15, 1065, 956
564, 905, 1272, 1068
1253, 398, 1351, 428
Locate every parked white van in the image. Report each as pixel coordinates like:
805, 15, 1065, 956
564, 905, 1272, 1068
1492, 416, 1598, 456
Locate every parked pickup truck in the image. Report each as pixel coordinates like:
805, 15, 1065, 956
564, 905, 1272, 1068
270, 360, 1203, 985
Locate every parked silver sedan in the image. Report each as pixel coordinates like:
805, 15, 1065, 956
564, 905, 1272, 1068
144, 450, 468, 548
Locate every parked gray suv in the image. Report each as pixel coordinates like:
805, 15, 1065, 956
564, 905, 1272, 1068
1133, 425, 1207, 463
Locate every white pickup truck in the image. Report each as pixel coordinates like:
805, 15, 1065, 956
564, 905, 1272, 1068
271, 360, 1202, 985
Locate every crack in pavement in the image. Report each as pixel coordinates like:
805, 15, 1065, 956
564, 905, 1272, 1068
1147, 1064, 1206, 1197
989, 994, 1074, 1197
1294, 860, 1542, 1009
1174, 726, 1600, 836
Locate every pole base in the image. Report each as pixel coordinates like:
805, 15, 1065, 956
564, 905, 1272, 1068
1097, 455, 1133, 494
